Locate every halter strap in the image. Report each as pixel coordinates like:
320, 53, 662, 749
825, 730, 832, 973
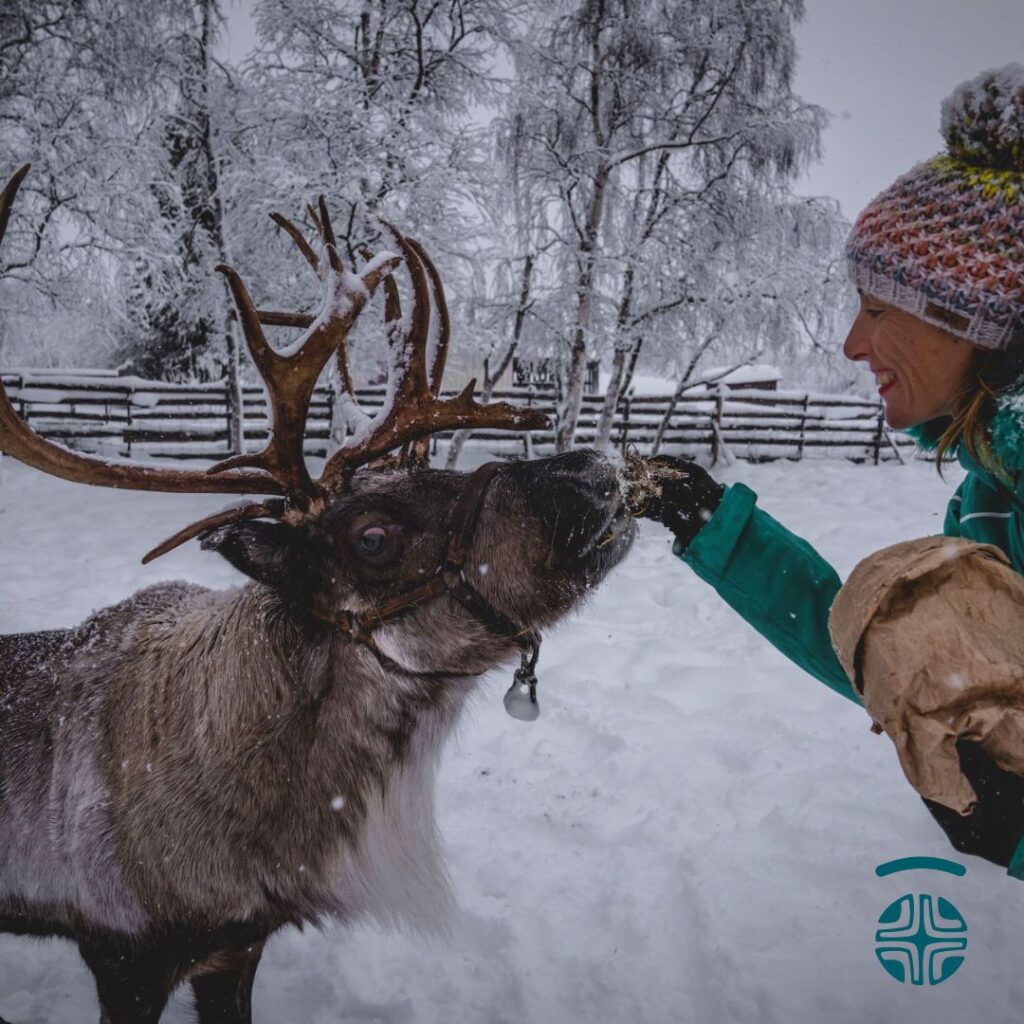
316, 461, 541, 676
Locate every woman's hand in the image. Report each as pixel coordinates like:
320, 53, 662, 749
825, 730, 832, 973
632, 455, 725, 549
921, 739, 1024, 868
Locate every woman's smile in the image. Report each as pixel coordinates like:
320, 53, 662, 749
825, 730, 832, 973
873, 369, 895, 394
843, 294, 976, 430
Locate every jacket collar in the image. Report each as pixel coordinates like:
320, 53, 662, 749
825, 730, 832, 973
905, 394, 1024, 480
990, 393, 1024, 475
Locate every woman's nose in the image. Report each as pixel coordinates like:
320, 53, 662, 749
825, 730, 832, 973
842, 313, 871, 363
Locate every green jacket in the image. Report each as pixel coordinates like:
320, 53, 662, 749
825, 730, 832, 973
673, 397, 1024, 879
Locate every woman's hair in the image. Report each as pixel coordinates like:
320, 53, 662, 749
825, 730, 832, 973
936, 346, 1024, 479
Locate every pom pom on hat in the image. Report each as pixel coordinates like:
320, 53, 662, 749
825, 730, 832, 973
941, 64, 1024, 171
846, 64, 1024, 351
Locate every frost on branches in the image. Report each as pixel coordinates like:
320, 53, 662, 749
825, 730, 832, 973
0, 0, 854, 459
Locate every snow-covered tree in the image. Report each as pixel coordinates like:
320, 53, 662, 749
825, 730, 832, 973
0, 1, 173, 365
443, 109, 559, 468
501, 0, 833, 450
639, 187, 853, 398
246, 0, 519, 449
0, 0, 855, 461
117, 0, 256, 450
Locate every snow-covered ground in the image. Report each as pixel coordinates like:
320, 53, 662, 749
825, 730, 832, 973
1, 452, 1020, 1024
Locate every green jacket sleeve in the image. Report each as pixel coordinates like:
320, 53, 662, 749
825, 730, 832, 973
673, 483, 860, 705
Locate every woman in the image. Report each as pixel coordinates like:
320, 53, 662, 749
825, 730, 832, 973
643, 64, 1024, 876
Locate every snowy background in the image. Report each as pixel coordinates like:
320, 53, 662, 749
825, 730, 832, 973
3, 452, 1022, 1024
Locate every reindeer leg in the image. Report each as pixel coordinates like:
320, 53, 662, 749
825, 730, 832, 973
78, 935, 173, 1024
190, 941, 265, 1024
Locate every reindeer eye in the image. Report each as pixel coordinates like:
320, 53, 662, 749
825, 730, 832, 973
358, 526, 389, 554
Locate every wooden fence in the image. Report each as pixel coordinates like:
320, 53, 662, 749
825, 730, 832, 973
0, 372, 913, 466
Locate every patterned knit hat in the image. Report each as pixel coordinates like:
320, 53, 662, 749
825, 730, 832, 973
846, 64, 1024, 350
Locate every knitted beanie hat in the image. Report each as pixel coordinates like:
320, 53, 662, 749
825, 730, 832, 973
846, 64, 1024, 351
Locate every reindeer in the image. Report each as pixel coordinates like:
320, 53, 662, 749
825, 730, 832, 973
0, 167, 634, 1022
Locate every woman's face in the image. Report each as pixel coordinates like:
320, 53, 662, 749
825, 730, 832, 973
842, 293, 976, 430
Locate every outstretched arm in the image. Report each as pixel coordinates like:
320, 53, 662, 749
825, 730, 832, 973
679, 483, 859, 703
642, 458, 1024, 878
639, 457, 859, 704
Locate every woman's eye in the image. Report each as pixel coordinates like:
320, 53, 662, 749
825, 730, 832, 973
358, 526, 389, 554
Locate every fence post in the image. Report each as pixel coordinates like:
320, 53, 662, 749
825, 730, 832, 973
225, 379, 234, 458
872, 406, 885, 465
124, 385, 133, 458
710, 386, 725, 466
796, 393, 809, 461
523, 387, 535, 459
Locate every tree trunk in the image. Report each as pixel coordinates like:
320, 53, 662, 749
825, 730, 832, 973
593, 266, 635, 451
652, 373, 693, 455
224, 314, 244, 454
594, 341, 630, 450
557, 222, 603, 452
556, 332, 588, 453
620, 335, 644, 397
556, 8, 609, 455
193, 0, 242, 453
594, 143, 673, 451
328, 367, 348, 454
652, 334, 718, 454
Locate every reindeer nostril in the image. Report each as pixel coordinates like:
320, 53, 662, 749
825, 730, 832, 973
522, 451, 620, 559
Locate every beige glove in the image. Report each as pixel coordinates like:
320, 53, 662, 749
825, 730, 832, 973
829, 536, 1024, 815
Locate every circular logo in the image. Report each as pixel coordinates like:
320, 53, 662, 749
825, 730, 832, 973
875, 893, 967, 985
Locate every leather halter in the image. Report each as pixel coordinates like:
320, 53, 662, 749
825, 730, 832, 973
320, 461, 541, 679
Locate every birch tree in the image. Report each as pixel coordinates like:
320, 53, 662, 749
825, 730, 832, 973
503, 0, 829, 451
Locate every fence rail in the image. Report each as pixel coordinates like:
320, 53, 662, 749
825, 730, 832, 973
0, 372, 913, 465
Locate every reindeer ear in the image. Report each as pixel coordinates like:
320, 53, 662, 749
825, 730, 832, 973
200, 520, 323, 599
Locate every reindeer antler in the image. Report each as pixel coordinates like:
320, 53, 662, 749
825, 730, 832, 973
208, 246, 401, 501
0, 165, 549, 563
318, 229, 543, 489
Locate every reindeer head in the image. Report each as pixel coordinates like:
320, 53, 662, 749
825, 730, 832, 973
0, 166, 634, 681
200, 449, 633, 676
